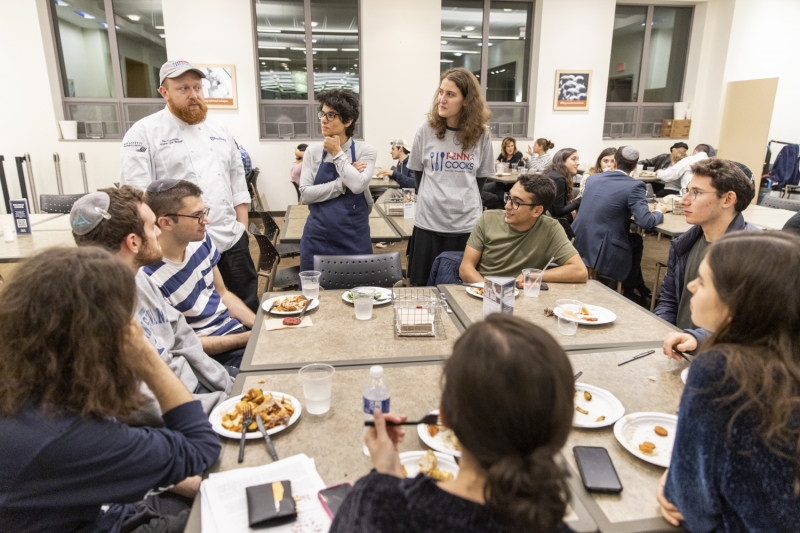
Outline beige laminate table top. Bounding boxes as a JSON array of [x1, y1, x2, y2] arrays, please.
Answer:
[[368, 177, 400, 189], [281, 206, 401, 243], [374, 202, 415, 239], [0, 214, 75, 263], [240, 289, 464, 371], [655, 204, 795, 236], [439, 281, 679, 353]]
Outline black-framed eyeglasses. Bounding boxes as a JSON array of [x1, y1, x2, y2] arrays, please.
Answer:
[[504, 193, 537, 210], [165, 207, 210, 224], [317, 111, 340, 122], [682, 188, 717, 201]]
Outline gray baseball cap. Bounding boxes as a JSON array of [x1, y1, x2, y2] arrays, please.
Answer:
[[70, 192, 112, 236], [159, 60, 206, 85], [390, 138, 410, 151]]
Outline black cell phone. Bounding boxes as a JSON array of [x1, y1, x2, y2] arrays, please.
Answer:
[[573, 446, 623, 493], [318, 483, 352, 518]]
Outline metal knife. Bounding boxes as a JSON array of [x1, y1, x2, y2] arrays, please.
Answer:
[[265, 299, 279, 315], [297, 298, 314, 321], [256, 414, 279, 462]]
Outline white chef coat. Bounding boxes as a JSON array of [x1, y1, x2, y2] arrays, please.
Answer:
[[120, 106, 250, 252]]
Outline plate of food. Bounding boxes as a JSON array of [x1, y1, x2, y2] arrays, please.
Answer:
[[417, 409, 461, 457], [573, 383, 625, 428], [465, 282, 520, 299], [400, 450, 459, 481], [342, 287, 394, 306], [209, 388, 302, 439], [554, 303, 616, 325], [261, 295, 320, 315], [613, 412, 678, 468]]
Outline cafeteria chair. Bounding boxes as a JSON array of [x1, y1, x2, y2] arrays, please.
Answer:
[[39, 193, 86, 214], [246, 168, 265, 212], [650, 261, 668, 312], [257, 209, 301, 258], [761, 196, 800, 212], [250, 223, 300, 293], [313, 252, 403, 290], [587, 267, 624, 295]]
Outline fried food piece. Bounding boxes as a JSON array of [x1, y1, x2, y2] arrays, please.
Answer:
[[427, 425, 439, 437], [654, 425, 669, 437], [584, 391, 592, 401], [596, 416, 605, 422], [576, 406, 589, 415], [639, 441, 656, 454], [401, 465, 408, 478], [543, 307, 555, 317], [418, 450, 454, 481], [581, 305, 590, 315], [221, 389, 295, 433]]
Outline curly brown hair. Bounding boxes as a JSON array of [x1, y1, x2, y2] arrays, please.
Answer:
[[73, 186, 144, 252], [0, 247, 143, 418], [427, 67, 491, 152]]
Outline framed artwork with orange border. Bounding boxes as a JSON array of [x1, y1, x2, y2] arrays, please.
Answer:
[[554, 70, 592, 110], [195, 64, 238, 109]]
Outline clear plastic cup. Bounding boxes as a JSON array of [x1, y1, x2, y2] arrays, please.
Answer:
[[299, 363, 335, 414], [522, 268, 544, 297], [299, 270, 321, 299], [352, 287, 376, 320], [556, 299, 581, 336]]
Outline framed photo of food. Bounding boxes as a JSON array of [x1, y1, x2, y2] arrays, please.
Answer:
[[553, 70, 592, 110], [194, 64, 238, 109]]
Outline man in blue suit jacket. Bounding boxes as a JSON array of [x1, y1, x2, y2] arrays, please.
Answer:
[[573, 146, 667, 302]]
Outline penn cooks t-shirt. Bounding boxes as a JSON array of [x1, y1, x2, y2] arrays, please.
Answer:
[[407, 122, 495, 234]]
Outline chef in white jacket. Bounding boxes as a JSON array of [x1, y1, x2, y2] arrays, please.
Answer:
[[120, 60, 258, 312]]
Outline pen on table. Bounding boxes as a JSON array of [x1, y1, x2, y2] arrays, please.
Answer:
[[618, 350, 655, 366]]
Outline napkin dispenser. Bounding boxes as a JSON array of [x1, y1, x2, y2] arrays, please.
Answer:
[[246, 480, 297, 528]]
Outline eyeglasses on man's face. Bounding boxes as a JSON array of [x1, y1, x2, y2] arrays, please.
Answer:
[[681, 188, 717, 201], [166, 207, 211, 224], [318, 111, 340, 122], [504, 193, 537, 210]]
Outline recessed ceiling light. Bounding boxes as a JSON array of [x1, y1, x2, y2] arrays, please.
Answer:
[[463, 26, 475, 31], [159, 33, 165, 38], [74, 11, 95, 19], [55, 0, 70, 6], [441, 40, 448, 44], [98, 21, 107, 28], [454, 52, 462, 56], [127, 14, 140, 21], [332, 67, 336, 70], [504, 8, 512, 11], [154, 25, 164, 29]]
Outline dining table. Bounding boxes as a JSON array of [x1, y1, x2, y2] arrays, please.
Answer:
[[374, 202, 415, 240], [654, 203, 796, 238], [368, 177, 400, 190], [0, 214, 76, 263], [280, 204, 402, 244]]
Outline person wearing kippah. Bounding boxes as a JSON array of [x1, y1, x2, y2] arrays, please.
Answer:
[[656, 143, 715, 197]]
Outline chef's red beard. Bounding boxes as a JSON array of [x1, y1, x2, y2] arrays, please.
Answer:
[[169, 98, 208, 125]]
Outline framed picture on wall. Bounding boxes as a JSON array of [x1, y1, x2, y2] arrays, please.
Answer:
[[195, 64, 238, 109], [553, 70, 592, 110]]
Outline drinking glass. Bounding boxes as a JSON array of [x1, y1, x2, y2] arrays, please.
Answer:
[[522, 268, 544, 297], [299, 363, 335, 415], [299, 270, 321, 299], [556, 299, 581, 336], [352, 287, 376, 320]]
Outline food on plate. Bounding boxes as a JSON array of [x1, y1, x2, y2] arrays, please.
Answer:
[[639, 441, 656, 454], [345, 291, 386, 302], [427, 425, 439, 437], [472, 287, 485, 296], [583, 391, 592, 401], [583, 317, 599, 322], [575, 406, 589, 415], [543, 307, 555, 317], [220, 388, 295, 433], [654, 425, 669, 437], [426, 422, 461, 451], [282, 317, 302, 326], [596, 416, 606, 422], [580, 305, 591, 315], [418, 450, 454, 481], [274, 295, 309, 313], [563, 305, 598, 322]]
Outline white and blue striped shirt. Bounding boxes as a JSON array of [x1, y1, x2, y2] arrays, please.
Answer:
[[144, 234, 242, 337]]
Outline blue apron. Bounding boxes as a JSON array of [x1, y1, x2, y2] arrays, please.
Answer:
[[300, 142, 372, 271]]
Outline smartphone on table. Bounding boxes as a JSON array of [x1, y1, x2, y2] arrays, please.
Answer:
[[318, 483, 353, 519], [573, 446, 623, 493]]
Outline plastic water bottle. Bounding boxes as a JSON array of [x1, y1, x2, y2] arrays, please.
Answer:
[[363, 366, 390, 421]]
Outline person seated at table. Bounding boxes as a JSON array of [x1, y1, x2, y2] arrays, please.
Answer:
[[525, 137, 555, 172], [0, 247, 220, 533], [483, 136, 527, 210], [572, 147, 667, 304], [143, 179, 255, 369], [330, 314, 575, 533], [496, 136, 525, 166], [544, 148, 582, 223], [655, 231, 800, 531], [376, 138, 416, 191], [654, 159, 756, 327], [578, 147, 617, 197], [639, 142, 688, 172], [460, 174, 588, 284], [656, 143, 714, 197], [71, 187, 234, 425]]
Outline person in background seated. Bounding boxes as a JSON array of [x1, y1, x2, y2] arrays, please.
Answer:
[[290, 143, 308, 203], [578, 147, 617, 197], [376, 138, 416, 191], [483, 136, 526, 210], [572, 147, 666, 304], [654, 159, 756, 327], [525, 138, 555, 173], [639, 142, 688, 172], [144, 179, 255, 369], [0, 247, 220, 533], [496, 136, 525, 166], [460, 174, 588, 284], [330, 314, 575, 533], [544, 148, 582, 223], [656, 232, 800, 531], [656, 143, 714, 197]]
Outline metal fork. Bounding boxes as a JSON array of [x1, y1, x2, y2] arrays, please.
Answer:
[[238, 406, 253, 463]]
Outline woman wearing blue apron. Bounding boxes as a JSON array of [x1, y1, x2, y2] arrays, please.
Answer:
[[299, 90, 377, 272]]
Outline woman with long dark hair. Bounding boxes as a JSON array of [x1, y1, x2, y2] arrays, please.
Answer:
[[658, 231, 800, 530], [578, 147, 616, 197], [330, 314, 575, 532], [544, 148, 581, 223], [406, 67, 495, 286]]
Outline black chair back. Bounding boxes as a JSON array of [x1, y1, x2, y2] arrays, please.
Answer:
[[761, 196, 800, 212], [249, 223, 279, 272], [258, 210, 281, 244], [40, 193, 86, 214], [313, 253, 403, 289]]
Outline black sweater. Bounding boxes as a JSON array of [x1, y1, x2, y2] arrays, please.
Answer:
[[546, 169, 581, 223]]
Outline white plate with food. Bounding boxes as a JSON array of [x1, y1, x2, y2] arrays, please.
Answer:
[[681, 367, 689, 384], [400, 450, 459, 480], [465, 282, 520, 299], [573, 383, 625, 428], [262, 295, 320, 315], [209, 388, 302, 439], [342, 287, 394, 306], [613, 412, 678, 468], [554, 304, 616, 325], [417, 409, 461, 457]]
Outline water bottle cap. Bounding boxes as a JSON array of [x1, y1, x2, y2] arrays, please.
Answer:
[[369, 365, 383, 378]]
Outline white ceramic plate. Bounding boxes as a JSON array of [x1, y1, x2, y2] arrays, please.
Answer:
[[613, 412, 678, 468], [341, 287, 394, 306], [261, 296, 320, 316], [465, 282, 520, 299], [554, 304, 616, 325], [573, 383, 625, 428], [681, 367, 689, 384], [209, 391, 302, 440], [417, 409, 461, 457], [400, 451, 460, 479]]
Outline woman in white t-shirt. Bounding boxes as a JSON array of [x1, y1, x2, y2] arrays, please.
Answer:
[[406, 68, 495, 286]]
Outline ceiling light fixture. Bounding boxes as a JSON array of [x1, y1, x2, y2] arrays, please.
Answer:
[[159, 33, 165, 38], [463, 26, 475, 31], [55, 0, 70, 5], [127, 14, 140, 21], [441, 40, 448, 44], [74, 11, 95, 19]]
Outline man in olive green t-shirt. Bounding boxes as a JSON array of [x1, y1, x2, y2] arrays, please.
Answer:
[[459, 174, 589, 283]]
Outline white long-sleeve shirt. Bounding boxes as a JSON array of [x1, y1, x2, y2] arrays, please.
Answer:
[[299, 138, 377, 206], [119, 106, 250, 252], [657, 151, 709, 191]]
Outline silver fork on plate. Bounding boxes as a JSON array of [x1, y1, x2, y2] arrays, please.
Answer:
[[238, 405, 253, 463]]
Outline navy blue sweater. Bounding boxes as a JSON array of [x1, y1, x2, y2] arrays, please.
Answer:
[[0, 400, 220, 533], [665, 351, 800, 532], [391, 157, 416, 191]]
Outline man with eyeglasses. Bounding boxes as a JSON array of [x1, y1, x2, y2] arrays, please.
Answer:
[[655, 158, 757, 328], [459, 174, 588, 283], [143, 179, 256, 369], [120, 60, 259, 314]]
